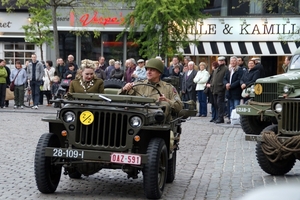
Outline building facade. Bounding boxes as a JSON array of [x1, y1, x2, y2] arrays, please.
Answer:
[[0, 1, 299, 75]]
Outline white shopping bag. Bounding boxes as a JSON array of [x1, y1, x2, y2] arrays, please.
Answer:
[[230, 109, 240, 125]]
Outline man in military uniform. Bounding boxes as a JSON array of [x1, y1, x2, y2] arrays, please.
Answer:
[[119, 58, 183, 120]]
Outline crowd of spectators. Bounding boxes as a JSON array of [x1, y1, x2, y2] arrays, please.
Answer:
[[1, 52, 279, 119]]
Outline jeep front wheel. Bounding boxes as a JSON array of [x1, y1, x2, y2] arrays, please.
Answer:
[[166, 150, 176, 183], [35, 133, 62, 193], [143, 138, 168, 199], [240, 115, 271, 135], [256, 125, 296, 175]]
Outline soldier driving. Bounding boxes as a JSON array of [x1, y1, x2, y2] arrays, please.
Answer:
[[119, 58, 183, 119]]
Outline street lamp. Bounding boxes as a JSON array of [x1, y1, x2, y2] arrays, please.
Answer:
[[155, 24, 162, 56]]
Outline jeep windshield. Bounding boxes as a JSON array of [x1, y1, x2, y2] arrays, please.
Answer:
[[289, 54, 300, 70]]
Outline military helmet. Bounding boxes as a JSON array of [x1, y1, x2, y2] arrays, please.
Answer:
[[145, 58, 164, 74]]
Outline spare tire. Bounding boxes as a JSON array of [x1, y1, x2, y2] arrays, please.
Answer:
[[104, 78, 126, 89]]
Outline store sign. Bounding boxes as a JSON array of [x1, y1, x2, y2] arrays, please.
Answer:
[[189, 23, 299, 35], [69, 11, 125, 27], [187, 18, 300, 41], [0, 21, 12, 28]]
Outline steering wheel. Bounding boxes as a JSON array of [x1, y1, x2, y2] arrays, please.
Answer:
[[126, 83, 162, 97]]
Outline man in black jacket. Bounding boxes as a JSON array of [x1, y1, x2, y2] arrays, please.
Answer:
[[251, 57, 265, 78], [223, 56, 244, 124], [211, 56, 228, 124]]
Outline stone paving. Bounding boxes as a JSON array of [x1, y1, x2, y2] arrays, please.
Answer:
[[1, 104, 300, 200]]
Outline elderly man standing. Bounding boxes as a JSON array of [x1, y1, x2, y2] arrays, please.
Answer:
[[65, 54, 78, 71], [181, 61, 197, 105], [223, 56, 244, 124], [124, 58, 136, 83], [27, 54, 45, 109], [211, 56, 228, 124]]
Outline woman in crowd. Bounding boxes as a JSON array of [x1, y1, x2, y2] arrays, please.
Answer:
[[10, 61, 27, 109], [105, 59, 115, 80], [40, 60, 55, 106], [193, 62, 210, 117], [63, 63, 77, 80], [94, 61, 106, 80], [110, 61, 124, 80], [131, 59, 147, 81], [69, 59, 104, 93]]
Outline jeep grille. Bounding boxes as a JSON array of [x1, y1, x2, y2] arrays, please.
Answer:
[[281, 101, 300, 134], [75, 111, 128, 148], [254, 83, 278, 103]]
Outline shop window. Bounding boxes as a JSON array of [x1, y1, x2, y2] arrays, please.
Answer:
[[203, 0, 222, 16], [127, 33, 140, 61], [58, 32, 76, 61], [3, 42, 35, 68], [102, 32, 124, 62]]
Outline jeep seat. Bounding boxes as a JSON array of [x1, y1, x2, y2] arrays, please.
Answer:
[[104, 88, 120, 94]]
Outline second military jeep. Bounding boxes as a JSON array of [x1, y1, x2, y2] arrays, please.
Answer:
[[245, 98, 300, 175], [237, 48, 300, 135], [34, 84, 196, 199]]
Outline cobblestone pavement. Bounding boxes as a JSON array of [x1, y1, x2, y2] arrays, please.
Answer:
[[1, 105, 300, 200]]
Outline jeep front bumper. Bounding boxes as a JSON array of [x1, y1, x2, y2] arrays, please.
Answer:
[[236, 104, 273, 116], [45, 147, 148, 165]]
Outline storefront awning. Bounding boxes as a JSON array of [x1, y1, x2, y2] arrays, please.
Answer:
[[181, 41, 300, 56]]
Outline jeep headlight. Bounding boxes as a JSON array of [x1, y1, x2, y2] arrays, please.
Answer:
[[130, 116, 142, 128], [250, 85, 255, 93], [63, 111, 75, 123], [283, 85, 290, 93], [274, 103, 282, 113]]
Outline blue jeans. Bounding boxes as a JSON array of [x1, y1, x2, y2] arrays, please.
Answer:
[[211, 103, 217, 120], [197, 90, 207, 116], [229, 99, 240, 119], [30, 80, 42, 106]]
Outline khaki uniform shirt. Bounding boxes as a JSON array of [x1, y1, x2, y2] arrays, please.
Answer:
[[69, 78, 104, 93], [119, 79, 183, 114]]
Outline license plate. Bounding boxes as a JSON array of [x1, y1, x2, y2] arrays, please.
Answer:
[[52, 148, 84, 159], [111, 153, 141, 165]]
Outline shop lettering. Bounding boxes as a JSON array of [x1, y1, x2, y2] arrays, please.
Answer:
[[0, 21, 12, 28], [240, 23, 300, 35], [79, 11, 125, 26], [188, 23, 300, 35]]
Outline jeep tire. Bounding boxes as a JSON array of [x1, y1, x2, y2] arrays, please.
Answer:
[[256, 125, 296, 175], [143, 138, 168, 199], [35, 133, 62, 193], [240, 115, 271, 135], [166, 150, 176, 183], [104, 78, 126, 89]]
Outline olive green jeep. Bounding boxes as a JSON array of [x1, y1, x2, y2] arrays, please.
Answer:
[[236, 47, 300, 135], [34, 84, 196, 199], [245, 98, 300, 175]]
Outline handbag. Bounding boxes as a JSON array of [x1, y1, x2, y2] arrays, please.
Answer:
[[61, 79, 71, 87], [203, 86, 209, 94], [46, 70, 53, 87], [5, 88, 14, 100], [9, 69, 21, 91]]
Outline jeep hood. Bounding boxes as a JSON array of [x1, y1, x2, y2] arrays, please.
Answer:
[[256, 71, 300, 87]]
